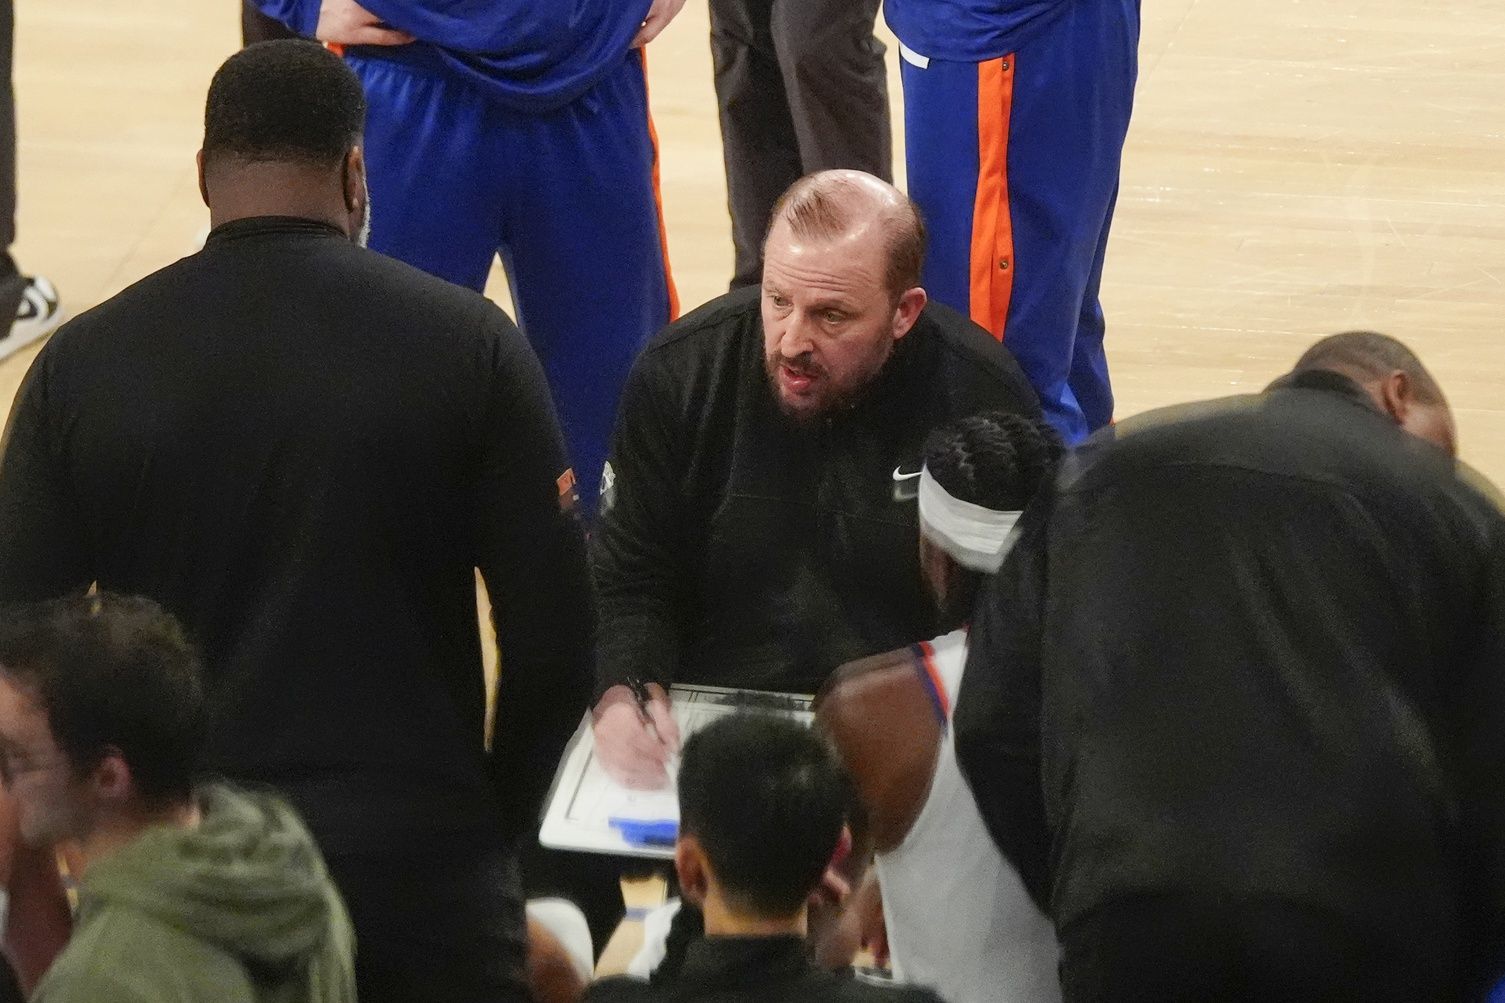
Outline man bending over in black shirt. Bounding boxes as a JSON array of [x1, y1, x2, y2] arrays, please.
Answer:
[[0, 40, 594, 1003], [957, 332, 1505, 1000]]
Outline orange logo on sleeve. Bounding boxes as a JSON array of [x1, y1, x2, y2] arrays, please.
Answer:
[[557, 469, 579, 514]]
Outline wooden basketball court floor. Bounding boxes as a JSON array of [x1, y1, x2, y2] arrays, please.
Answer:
[[2, 0, 1501, 973], [3, 0, 1503, 482]]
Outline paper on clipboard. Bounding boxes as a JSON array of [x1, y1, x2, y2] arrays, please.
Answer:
[[538, 683, 814, 859]]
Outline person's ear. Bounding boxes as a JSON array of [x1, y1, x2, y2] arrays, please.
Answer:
[[675, 836, 711, 908], [831, 824, 854, 870], [196, 150, 210, 209], [891, 287, 928, 342], [1381, 371, 1459, 456], [343, 146, 368, 215], [88, 747, 134, 804], [1376, 370, 1411, 426]]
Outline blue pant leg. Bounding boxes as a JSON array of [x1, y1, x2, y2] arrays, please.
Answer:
[[1006, 0, 1140, 441], [900, 55, 979, 321], [1068, 182, 1121, 430], [901, 48, 1091, 440], [496, 51, 675, 512], [348, 54, 505, 292]]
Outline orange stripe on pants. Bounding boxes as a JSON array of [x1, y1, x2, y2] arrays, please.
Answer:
[[638, 49, 682, 322], [968, 56, 1017, 342]]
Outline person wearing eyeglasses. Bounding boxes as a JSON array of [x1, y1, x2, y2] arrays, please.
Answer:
[[0, 593, 354, 1003]]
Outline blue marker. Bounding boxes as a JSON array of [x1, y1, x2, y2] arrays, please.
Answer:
[[609, 817, 679, 848]]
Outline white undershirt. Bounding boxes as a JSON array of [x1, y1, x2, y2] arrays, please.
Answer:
[[874, 628, 1061, 1003]]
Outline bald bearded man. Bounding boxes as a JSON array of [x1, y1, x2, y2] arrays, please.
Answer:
[[591, 170, 1040, 788]]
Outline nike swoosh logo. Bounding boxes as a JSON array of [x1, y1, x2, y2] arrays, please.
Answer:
[[893, 466, 922, 482]]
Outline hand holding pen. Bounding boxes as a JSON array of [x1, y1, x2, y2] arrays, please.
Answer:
[[592, 679, 682, 789]]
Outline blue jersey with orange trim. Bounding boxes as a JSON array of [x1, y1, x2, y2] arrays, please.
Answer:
[[884, 0, 1072, 62], [254, 0, 653, 112]]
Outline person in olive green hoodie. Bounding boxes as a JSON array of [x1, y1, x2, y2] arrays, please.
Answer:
[[0, 593, 354, 1003]]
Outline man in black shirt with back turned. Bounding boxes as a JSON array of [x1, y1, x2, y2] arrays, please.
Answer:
[[956, 332, 1505, 1001], [0, 41, 593, 1003]]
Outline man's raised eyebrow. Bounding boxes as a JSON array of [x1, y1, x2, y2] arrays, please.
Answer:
[[810, 295, 858, 313], [759, 284, 858, 313]]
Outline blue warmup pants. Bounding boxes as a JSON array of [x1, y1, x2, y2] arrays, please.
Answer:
[[348, 49, 678, 509], [900, 1, 1140, 443]]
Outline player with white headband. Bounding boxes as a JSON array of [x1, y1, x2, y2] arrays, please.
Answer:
[[818, 410, 1064, 1003], [917, 457, 1023, 573]]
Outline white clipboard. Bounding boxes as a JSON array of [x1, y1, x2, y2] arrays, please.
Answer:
[[538, 683, 814, 859]]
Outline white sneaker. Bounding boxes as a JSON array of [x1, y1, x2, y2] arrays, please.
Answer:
[[0, 276, 62, 363]]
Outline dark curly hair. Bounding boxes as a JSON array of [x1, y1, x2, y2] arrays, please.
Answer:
[[921, 412, 1063, 627], [923, 410, 1063, 511]]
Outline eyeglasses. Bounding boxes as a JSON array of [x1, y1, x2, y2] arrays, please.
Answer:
[[0, 748, 69, 786]]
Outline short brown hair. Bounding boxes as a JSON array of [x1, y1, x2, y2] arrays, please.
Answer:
[[768, 174, 927, 300], [0, 593, 205, 805]]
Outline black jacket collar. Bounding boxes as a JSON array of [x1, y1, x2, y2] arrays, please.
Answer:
[[205, 215, 348, 245], [677, 935, 811, 987], [1266, 368, 1380, 413]]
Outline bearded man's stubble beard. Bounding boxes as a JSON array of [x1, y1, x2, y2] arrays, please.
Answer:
[[763, 341, 897, 427]]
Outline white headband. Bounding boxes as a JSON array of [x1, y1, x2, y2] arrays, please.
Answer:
[[917, 466, 1022, 573]]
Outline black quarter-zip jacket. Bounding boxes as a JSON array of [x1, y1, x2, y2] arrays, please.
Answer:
[[955, 371, 1505, 991], [0, 216, 595, 853], [593, 286, 1039, 698]]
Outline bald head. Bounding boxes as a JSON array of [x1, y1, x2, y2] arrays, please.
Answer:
[[1293, 331, 1446, 404], [767, 170, 926, 300], [1290, 331, 1456, 455]]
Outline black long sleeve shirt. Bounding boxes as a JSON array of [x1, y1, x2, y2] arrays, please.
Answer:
[[587, 936, 942, 1003], [0, 217, 595, 852], [954, 371, 1505, 991], [593, 287, 1040, 698]]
